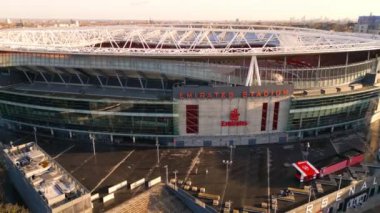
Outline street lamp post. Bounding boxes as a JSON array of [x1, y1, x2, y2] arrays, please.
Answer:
[[267, 148, 271, 212], [229, 145, 235, 163], [156, 138, 160, 165], [164, 165, 169, 184], [173, 170, 178, 190], [308, 185, 313, 203], [333, 175, 344, 210], [33, 127, 38, 145], [89, 134, 96, 156], [222, 160, 233, 183], [338, 174, 343, 190]]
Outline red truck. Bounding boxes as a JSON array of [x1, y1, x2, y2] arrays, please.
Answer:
[[293, 149, 364, 182]]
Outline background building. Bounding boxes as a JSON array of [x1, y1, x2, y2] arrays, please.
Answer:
[[355, 14, 380, 34], [0, 24, 380, 146]]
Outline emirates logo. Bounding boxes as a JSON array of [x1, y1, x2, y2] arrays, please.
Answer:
[[221, 108, 248, 127], [229, 108, 240, 121]]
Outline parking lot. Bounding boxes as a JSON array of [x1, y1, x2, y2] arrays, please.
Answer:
[[1, 122, 379, 212]]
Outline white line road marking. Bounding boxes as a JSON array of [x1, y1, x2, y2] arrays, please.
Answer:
[[129, 151, 169, 197], [219, 149, 230, 210], [329, 138, 340, 155], [220, 171, 229, 210], [267, 148, 271, 212], [184, 147, 203, 182], [52, 144, 75, 160], [241, 150, 252, 206], [355, 131, 376, 158], [145, 150, 168, 180], [91, 150, 135, 193], [70, 155, 95, 174]]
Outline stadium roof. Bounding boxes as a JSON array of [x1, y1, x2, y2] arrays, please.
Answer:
[[0, 24, 380, 57]]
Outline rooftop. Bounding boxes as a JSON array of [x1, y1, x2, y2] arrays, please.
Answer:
[[3, 142, 90, 210], [0, 24, 380, 56]]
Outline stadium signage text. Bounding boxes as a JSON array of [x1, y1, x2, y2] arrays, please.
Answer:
[[221, 108, 248, 127], [303, 177, 377, 213], [177, 89, 289, 99]]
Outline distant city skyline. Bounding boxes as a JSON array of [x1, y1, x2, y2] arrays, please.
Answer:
[[0, 0, 380, 21]]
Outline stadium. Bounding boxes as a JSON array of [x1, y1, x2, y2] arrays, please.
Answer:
[[0, 24, 380, 147]]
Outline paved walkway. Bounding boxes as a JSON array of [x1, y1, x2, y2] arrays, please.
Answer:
[[105, 184, 191, 213]]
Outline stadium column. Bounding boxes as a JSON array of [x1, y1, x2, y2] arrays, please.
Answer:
[[96, 75, 104, 88], [37, 70, 49, 85], [254, 56, 261, 86], [344, 52, 349, 83], [160, 78, 165, 90], [21, 69, 33, 84], [245, 56, 261, 86], [75, 73, 84, 85], [89, 133, 96, 155], [316, 55, 321, 86], [33, 127, 38, 145], [115, 73, 125, 90], [317, 55, 321, 68]]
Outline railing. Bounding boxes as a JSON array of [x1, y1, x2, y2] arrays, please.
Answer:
[[259, 59, 376, 89], [166, 183, 217, 213], [0, 52, 377, 88], [0, 52, 245, 85]]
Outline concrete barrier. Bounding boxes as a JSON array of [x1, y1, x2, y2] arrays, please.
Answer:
[[102, 193, 114, 203], [108, 180, 128, 194], [147, 176, 161, 188], [287, 187, 309, 195], [130, 178, 145, 190], [90, 193, 100, 201], [316, 183, 324, 193], [277, 194, 295, 202], [261, 202, 268, 208], [198, 192, 220, 201], [243, 205, 267, 213], [166, 184, 217, 213], [195, 198, 205, 208]]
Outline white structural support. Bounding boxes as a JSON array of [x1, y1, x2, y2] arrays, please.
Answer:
[[245, 56, 254, 86], [245, 56, 261, 86], [254, 56, 261, 86], [0, 24, 379, 57]]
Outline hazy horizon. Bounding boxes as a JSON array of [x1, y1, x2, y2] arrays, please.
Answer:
[[0, 0, 379, 21]]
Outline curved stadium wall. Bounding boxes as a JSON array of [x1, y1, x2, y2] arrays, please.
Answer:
[[0, 25, 379, 146]]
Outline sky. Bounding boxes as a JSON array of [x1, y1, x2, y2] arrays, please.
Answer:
[[0, 0, 380, 21]]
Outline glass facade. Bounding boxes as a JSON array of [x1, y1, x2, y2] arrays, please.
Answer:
[[261, 103, 268, 131], [0, 49, 379, 143], [259, 59, 374, 90], [185, 105, 199, 134], [272, 102, 280, 130], [0, 90, 176, 135], [288, 89, 380, 131], [0, 52, 245, 85], [1, 51, 377, 90]]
